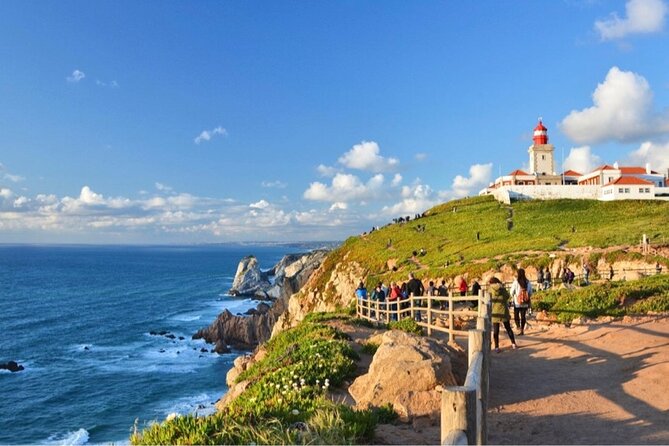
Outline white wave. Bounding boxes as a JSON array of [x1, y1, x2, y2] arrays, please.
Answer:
[[44, 428, 90, 445], [160, 392, 219, 418], [171, 313, 202, 322]]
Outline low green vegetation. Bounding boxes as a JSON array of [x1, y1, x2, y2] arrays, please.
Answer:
[[131, 319, 395, 445], [313, 196, 669, 290], [388, 318, 423, 335], [534, 275, 669, 324]]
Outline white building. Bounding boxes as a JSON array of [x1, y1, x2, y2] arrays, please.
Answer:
[[482, 120, 669, 202]]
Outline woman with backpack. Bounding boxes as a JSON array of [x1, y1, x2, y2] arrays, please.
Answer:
[[489, 276, 517, 352], [510, 268, 532, 335]]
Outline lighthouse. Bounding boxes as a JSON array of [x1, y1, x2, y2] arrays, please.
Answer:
[[528, 118, 556, 181]]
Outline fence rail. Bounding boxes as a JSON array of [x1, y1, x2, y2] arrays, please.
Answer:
[[356, 292, 492, 444]]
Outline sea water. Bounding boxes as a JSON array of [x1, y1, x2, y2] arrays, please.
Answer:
[[0, 244, 313, 444]]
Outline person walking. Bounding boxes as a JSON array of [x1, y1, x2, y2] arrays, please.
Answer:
[[407, 273, 424, 321], [458, 277, 468, 297], [510, 268, 532, 335], [537, 268, 544, 290], [544, 269, 552, 290], [388, 281, 401, 321], [355, 281, 368, 316], [489, 277, 517, 352]]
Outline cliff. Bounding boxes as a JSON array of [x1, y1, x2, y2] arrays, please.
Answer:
[[194, 249, 329, 349]]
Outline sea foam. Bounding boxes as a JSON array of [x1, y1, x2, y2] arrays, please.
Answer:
[[45, 428, 90, 445]]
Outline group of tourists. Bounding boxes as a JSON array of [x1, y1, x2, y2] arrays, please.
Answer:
[[356, 268, 535, 353]]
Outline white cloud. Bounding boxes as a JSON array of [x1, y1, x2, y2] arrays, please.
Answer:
[[194, 126, 228, 144], [559, 67, 669, 144], [303, 173, 385, 203], [0, 163, 25, 182], [391, 173, 403, 187], [249, 199, 270, 209], [338, 141, 399, 172], [595, 0, 668, 40], [329, 202, 348, 212], [316, 164, 338, 177], [444, 163, 493, 199], [261, 180, 287, 189], [415, 152, 428, 161], [563, 146, 602, 174], [155, 182, 173, 192], [66, 70, 86, 83], [382, 182, 437, 216], [627, 141, 669, 172]]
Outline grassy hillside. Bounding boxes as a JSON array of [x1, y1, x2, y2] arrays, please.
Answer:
[[318, 196, 669, 291]]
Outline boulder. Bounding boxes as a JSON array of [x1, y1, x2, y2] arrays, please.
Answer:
[[348, 330, 459, 421], [229, 256, 271, 296], [1, 361, 25, 372]]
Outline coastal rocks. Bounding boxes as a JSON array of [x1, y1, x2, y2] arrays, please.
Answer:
[[348, 330, 459, 421], [1, 361, 25, 373], [193, 299, 288, 349], [272, 259, 365, 336], [197, 250, 329, 349], [229, 256, 271, 297]]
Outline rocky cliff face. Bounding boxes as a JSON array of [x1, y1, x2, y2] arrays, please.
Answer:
[[272, 256, 365, 336], [194, 249, 329, 349]]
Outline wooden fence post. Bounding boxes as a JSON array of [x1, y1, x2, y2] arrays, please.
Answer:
[[441, 387, 477, 445], [448, 291, 454, 343], [427, 294, 432, 336]]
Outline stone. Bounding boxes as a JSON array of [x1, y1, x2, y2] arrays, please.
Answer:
[[0, 361, 24, 372], [214, 340, 230, 354], [229, 256, 271, 296], [349, 330, 459, 421]]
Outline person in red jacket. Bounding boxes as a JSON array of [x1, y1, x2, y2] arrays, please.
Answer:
[[459, 277, 468, 296]]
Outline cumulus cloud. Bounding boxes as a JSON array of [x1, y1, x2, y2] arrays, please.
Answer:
[[563, 146, 602, 174], [194, 126, 228, 144], [595, 0, 668, 40], [627, 141, 669, 172], [559, 67, 669, 144], [249, 199, 270, 209], [303, 173, 385, 203], [338, 141, 399, 173], [444, 163, 493, 199], [382, 182, 437, 216], [329, 202, 348, 212], [316, 164, 338, 177], [391, 173, 403, 187], [66, 69, 86, 83]]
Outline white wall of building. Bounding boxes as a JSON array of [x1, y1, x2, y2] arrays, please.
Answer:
[[489, 185, 600, 203], [600, 184, 655, 201]]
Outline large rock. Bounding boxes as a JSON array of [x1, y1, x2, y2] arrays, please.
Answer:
[[197, 250, 330, 348], [0, 361, 24, 372], [229, 256, 270, 297], [348, 330, 460, 421]]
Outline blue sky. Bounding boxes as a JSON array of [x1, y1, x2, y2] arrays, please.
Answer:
[[1, 0, 668, 243]]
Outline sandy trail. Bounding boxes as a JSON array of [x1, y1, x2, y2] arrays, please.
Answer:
[[488, 316, 669, 444]]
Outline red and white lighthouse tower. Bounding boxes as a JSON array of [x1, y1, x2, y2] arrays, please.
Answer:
[[528, 118, 556, 179], [533, 119, 548, 145]]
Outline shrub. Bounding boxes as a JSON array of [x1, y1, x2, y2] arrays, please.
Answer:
[[388, 318, 423, 335]]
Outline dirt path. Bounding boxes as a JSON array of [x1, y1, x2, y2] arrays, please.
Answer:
[[488, 316, 669, 445]]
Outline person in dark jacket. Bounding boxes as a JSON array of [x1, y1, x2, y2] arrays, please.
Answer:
[[407, 273, 424, 321], [489, 277, 517, 352]]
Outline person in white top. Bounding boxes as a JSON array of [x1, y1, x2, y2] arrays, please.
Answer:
[[510, 268, 532, 335]]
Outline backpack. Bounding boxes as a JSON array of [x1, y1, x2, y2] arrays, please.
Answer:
[[518, 287, 530, 305]]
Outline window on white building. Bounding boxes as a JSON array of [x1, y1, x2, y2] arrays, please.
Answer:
[[639, 188, 644, 193], [645, 188, 650, 193], [624, 188, 630, 193], [619, 188, 624, 193]]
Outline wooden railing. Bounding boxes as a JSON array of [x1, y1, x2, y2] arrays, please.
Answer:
[[356, 291, 483, 342], [356, 292, 492, 444]]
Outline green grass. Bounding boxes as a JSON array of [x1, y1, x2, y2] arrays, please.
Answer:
[[534, 274, 669, 323], [305, 196, 669, 289], [131, 319, 398, 445]]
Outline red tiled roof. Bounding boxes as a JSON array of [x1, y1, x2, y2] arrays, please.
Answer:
[[619, 166, 647, 174], [508, 169, 530, 176], [563, 170, 582, 177], [603, 176, 654, 187], [591, 164, 616, 172]]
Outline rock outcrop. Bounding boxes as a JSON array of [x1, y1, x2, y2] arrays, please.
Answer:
[[1, 361, 25, 373], [195, 249, 330, 349], [349, 330, 461, 421], [229, 256, 271, 297], [272, 257, 366, 336]]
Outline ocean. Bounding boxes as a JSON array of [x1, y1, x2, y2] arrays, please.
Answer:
[[0, 244, 314, 445]]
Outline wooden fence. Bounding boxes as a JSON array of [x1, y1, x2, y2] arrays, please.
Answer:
[[356, 292, 492, 444]]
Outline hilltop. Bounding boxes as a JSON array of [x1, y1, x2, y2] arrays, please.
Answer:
[[273, 196, 669, 332]]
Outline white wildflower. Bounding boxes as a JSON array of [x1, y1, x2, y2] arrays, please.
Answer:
[[165, 412, 178, 422], [292, 409, 300, 415]]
